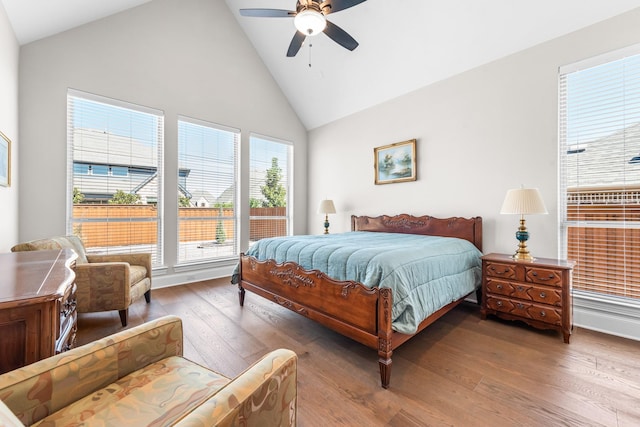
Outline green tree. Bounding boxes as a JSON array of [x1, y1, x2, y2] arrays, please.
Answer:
[[260, 157, 286, 207], [212, 202, 233, 209], [215, 206, 226, 243], [109, 190, 141, 204], [215, 220, 226, 243], [179, 196, 191, 207], [72, 187, 85, 204]]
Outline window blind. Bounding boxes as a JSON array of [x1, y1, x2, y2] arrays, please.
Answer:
[[177, 117, 239, 263], [559, 45, 640, 301], [67, 89, 164, 266], [249, 135, 292, 244]]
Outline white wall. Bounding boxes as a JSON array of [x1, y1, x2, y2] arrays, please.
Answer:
[[0, 1, 18, 252], [308, 7, 640, 259], [307, 8, 640, 340], [18, 0, 307, 283]]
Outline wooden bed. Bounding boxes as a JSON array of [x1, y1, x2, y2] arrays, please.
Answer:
[[236, 213, 483, 388]]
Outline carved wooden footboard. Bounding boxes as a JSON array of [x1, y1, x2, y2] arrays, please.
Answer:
[[237, 214, 482, 388]]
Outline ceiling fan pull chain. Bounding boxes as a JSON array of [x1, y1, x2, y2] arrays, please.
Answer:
[[309, 43, 313, 67]]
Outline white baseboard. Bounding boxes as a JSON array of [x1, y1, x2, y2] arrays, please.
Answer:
[[152, 264, 235, 289], [573, 292, 640, 342]]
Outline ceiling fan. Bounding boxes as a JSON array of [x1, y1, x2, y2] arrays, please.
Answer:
[[240, 0, 367, 57]]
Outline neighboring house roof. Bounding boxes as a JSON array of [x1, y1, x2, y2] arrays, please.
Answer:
[[73, 128, 158, 167], [189, 190, 216, 205], [249, 169, 266, 202], [73, 128, 159, 201], [567, 122, 640, 189], [216, 185, 235, 205]]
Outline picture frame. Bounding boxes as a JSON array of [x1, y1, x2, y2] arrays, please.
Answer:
[[0, 130, 10, 187], [374, 139, 416, 185]]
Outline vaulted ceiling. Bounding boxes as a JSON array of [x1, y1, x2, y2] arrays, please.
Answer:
[[3, 0, 640, 129]]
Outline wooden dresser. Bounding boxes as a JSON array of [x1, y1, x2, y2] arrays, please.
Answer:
[[0, 249, 78, 374], [480, 253, 575, 343]]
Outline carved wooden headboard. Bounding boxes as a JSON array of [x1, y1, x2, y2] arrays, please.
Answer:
[[351, 214, 482, 252]]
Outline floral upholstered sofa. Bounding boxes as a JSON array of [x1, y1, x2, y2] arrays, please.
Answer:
[[0, 316, 298, 426]]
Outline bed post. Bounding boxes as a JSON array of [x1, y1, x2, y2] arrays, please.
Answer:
[[238, 254, 245, 307], [378, 288, 393, 388], [473, 216, 483, 252]]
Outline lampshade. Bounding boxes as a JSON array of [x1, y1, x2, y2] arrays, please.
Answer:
[[500, 188, 548, 215], [318, 199, 336, 214], [294, 10, 326, 36]]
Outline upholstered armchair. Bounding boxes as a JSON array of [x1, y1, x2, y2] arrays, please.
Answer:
[[11, 236, 151, 327]]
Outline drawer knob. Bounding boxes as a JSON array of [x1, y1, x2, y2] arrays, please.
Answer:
[[517, 286, 524, 292], [532, 272, 554, 281], [517, 303, 524, 309], [540, 311, 546, 317], [496, 301, 503, 306], [496, 284, 503, 290], [539, 292, 546, 299]]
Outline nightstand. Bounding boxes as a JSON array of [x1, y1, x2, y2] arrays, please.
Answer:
[[480, 253, 575, 343]]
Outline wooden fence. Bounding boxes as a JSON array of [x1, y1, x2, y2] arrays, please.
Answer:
[[72, 205, 287, 248], [566, 188, 640, 300]]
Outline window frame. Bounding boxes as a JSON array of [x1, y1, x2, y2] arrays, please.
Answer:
[[176, 115, 240, 266], [248, 133, 293, 245], [66, 89, 165, 266], [558, 43, 640, 305]]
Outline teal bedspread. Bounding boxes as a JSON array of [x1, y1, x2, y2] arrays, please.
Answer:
[[234, 231, 482, 334]]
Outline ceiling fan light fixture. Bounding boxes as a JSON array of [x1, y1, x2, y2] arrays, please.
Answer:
[[294, 10, 326, 36]]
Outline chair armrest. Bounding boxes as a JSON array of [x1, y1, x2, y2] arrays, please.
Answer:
[[87, 253, 152, 277], [74, 261, 131, 312], [174, 349, 297, 427], [0, 316, 183, 426]]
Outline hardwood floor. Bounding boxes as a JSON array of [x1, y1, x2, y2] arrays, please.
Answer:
[[77, 278, 640, 427]]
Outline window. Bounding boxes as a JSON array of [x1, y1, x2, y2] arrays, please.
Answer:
[[111, 166, 128, 176], [559, 45, 640, 302], [249, 135, 292, 244], [177, 117, 239, 263], [67, 90, 164, 265]]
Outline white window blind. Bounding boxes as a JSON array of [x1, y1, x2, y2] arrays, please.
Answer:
[[249, 135, 292, 244], [67, 89, 164, 266], [177, 117, 239, 263], [559, 45, 640, 301]]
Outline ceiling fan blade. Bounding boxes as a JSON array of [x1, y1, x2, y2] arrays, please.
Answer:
[[328, 0, 367, 14], [323, 20, 358, 51], [239, 9, 295, 17], [287, 31, 307, 57]]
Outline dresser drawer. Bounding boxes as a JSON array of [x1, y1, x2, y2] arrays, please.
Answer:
[[525, 266, 562, 287], [486, 279, 562, 306], [485, 296, 562, 326], [485, 262, 517, 280]]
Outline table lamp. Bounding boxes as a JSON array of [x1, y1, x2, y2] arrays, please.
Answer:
[[500, 187, 548, 261], [318, 199, 336, 234]]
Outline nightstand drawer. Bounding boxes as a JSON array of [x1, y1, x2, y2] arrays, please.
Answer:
[[485, 296, 562, 326], [486, 279, 562, 306], [485, 262, 517, 280], [525, 266, 562, 286], [485, 278, 513, 297]]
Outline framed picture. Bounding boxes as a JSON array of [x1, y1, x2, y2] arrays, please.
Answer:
[[374, 139, 416, 185], [0, 130, 10, 187]]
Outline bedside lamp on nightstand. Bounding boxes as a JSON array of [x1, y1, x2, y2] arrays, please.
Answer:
[[500, 187, 548, 261], [318, 199, 336, 234]]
